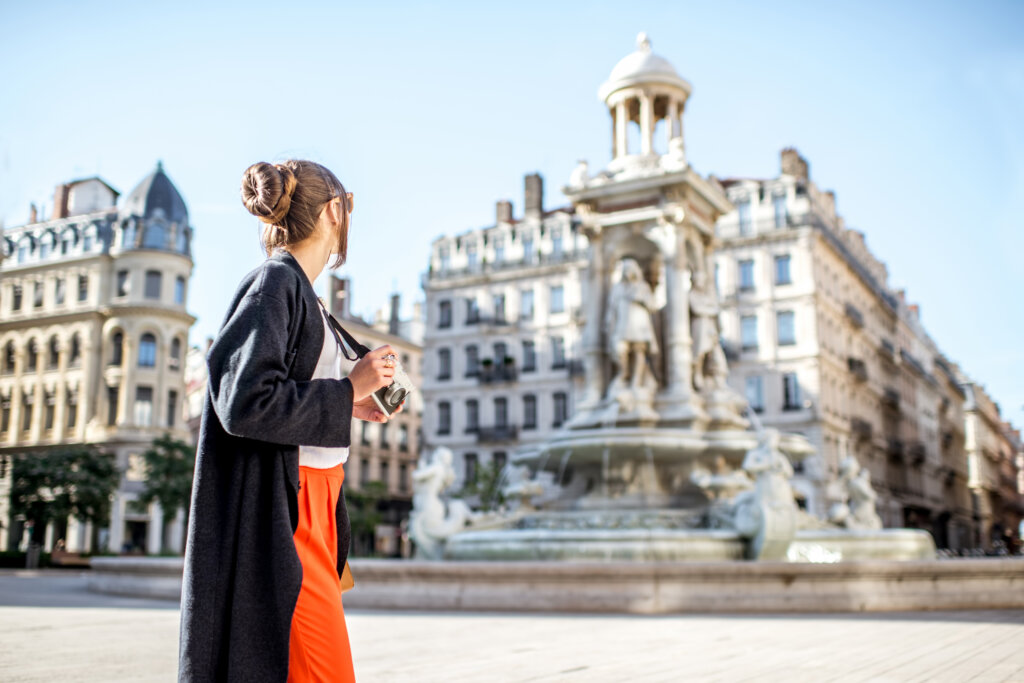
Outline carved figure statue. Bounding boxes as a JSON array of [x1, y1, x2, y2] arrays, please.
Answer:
[[408, 447, 476, 559], [605, 258, 659, 399], [729, 429, 798, 559], [688, 268, 728, 392], [569, 160, 590, 188], [828, 456, 883, 530]]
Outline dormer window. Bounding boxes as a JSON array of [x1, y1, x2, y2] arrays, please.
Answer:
[[143, 221, 167, 249]]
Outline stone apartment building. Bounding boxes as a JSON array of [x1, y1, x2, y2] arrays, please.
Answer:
[[420, 174, 588, 490], [713, 148, 1019, 549], [0, 163, 194, 554]]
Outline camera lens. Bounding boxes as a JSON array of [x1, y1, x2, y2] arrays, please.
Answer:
[[389, 387, 408, 405]]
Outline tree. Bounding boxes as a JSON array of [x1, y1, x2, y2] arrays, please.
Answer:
[[10, 445, 119, 548], [459, 460, 506, 512], [138, 433, 196, 553], [346, 480, 387, 557]]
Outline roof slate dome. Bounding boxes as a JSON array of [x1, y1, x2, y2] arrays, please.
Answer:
[[120, 161, 188, 224], [598, 33, 692, 102]]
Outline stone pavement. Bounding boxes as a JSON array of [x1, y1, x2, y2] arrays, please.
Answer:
[[1, 570, 1023, 682]]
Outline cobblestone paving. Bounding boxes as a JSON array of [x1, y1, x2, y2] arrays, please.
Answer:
[[1, 570, 1022, 682]]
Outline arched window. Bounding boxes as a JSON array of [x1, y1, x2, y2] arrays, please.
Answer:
[[169, 338, 181, 370], [47, 336, 59, 369], [138, 333, 157, 367], [60, 227, 77, 255], [39, 232, 54, 260], [26, 339, 38, 372], [82, 227, 94, 252], [69, 333, 82, 367], [109, 332, 124, 366], [17, 236, 33, 263], [3, 341, 15, 374], [143, 221, 167, 249]]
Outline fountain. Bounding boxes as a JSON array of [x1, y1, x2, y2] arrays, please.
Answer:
[[411, 33, 934, 566]]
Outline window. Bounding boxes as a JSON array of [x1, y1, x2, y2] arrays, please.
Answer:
[[553, 392, 568, 427], [551, 228, 563, 257], [361, 421, 371, 446], [380, 460, 390, 489], [380, 423, 390, 449], [773, 195, 787, 228], [399, 424, 409, 452], [33, 282, 43, 308], [437, 401, 451, 435], [3, 342, 15, 374], [494, 397, 508, 428], [741, 315, 758, 350], [116, 270, 129, 297], [167, 390, 178, 428], [123, 221, 137, 248], [144, 271, 162, 300], [22, 391, 34, 432], [43, 390, 55, 431], [17, 239, 29, 263], [438, 300, 452, 328], [55, 278, 66, 306], [60, 230, 74, 255], [783, 372, 801, 410], [78, 275, 89, 302], [774, 255, 791, 285], [551, 336, 566, 369], [65, 388, 77, 429], [176, 225, 188, 252], [523, 394, 537, 430], [493, 452, 507, 472], [465, 399, 479, 433], [739, 260, 755, 291], [169, 338, 182, 370], [549, 285, 565, 314], [437, 348, 451, 380], [110, 332, 124, 366], [47, 336, 59, 369], [520, 289, 534, 320], [138, 333, 157, 367], [777, 311, 796, 346], [746, 376, 764, 413], [1, 393, 11, 434], [465, 345, 479, 377], [438, 245, 450, 271], [494, 237, 505, 263], [493, 293, 506, 324], [465, 298, 480, 324], [106, 386, 118, 426], [69, 334, 81, 367], [522, 340, 536, 372], [737, 200, 752, 235], [399, 463, 409, 492], [174, 276, 186, 304], [83, 230, 93, 252], [360, 458, 370, 487], [135, 386, 154, 426], [464, 453, 478, 484], [522, 233, 534, 263], [26, 339, 38, 371], [467, 242, 478, 269], [39, 235, 51, 260], [493, 341, 507, 365], [12, 285, 22, 311], [143, 222, 166, 249]]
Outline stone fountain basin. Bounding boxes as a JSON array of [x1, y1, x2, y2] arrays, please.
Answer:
[[512, 427, 816, 468]]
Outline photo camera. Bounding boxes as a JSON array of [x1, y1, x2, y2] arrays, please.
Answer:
[[371, 355, 415, 416]]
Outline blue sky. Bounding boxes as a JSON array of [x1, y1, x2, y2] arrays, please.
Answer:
[[1, 1, 1022, 424]]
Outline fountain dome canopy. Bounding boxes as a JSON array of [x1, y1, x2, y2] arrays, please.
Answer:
[[598, 32, 692, 102]]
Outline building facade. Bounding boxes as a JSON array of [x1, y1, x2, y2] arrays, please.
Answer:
[[0, 163, 195, 554], [421, 174, 588, 490]]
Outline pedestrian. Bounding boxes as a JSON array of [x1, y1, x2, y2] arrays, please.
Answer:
[[178, 160, 401, 682]]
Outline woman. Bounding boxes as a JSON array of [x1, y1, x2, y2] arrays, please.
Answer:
[[178, 160, 398, 682]]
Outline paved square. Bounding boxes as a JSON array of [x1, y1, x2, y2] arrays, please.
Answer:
[[1, 570, 1022, 682]]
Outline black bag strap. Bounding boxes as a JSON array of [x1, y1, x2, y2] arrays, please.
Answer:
[[316, 297, 371, 361]]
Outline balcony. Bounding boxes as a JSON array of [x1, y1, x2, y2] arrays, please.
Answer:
[[851, 417, 873, 441], [847, 357, 868, 382], [907, 442, 926, 466], [427, 248, 589, 282], [478, 360, 517, 384], [844, 302, 865, 329], [881, 387, 900, 411], [886, 438, 905, 462], [477, 425, 518, 444], [878, 338, 897, 361]]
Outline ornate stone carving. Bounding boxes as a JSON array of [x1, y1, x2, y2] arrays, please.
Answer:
[[605, 257, 659, 417], [408, 447, 476, 560], [828, 456, 883, 531]]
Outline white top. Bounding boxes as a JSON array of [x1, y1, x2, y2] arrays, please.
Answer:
[[298, 305, 356, 468]]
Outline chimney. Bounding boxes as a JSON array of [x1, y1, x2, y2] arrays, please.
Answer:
[[780, 148, 809, 180], [29, 203, 38, 223], [496, 200, 513, 224], [52, 183, 71, 220], [524, 173, 543, 217], [389, 293, 401, 336], [328, 275, 351, 319]]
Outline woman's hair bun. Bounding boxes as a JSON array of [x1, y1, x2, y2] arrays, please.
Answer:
[[241, 162, 299, 225]]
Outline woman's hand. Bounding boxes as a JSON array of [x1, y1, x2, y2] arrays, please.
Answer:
[[348, 345, 397, 402], [353, 395, 405, 423]]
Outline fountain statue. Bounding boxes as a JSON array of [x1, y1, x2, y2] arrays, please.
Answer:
[[605, 257, 660, 420], [407, 447, 476, 560], [828, 456, 883, 531]]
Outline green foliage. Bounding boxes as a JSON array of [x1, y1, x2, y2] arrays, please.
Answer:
[[459, 460, 506, 512], [347, 480, 387, 555], [10, 445, 119, 542], [138, 433, 195, 516]]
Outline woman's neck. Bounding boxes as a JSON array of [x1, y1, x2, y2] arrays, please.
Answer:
[[284, 237, 330, 285]]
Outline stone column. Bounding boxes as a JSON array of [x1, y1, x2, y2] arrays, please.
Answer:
[[119, 337, 136, 425], [640, 92, 654, 155], [147, 501, 163, 555], [615, 100, 628, 158], [667, 100, 679, 145]]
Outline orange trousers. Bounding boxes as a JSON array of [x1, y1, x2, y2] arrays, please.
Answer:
[[288, 463, 355, 682]]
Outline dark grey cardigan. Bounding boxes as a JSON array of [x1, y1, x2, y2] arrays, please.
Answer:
[[178, 249, 355, 682]]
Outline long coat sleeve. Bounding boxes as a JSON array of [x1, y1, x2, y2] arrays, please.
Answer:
[[179, 250, 355, 682]]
